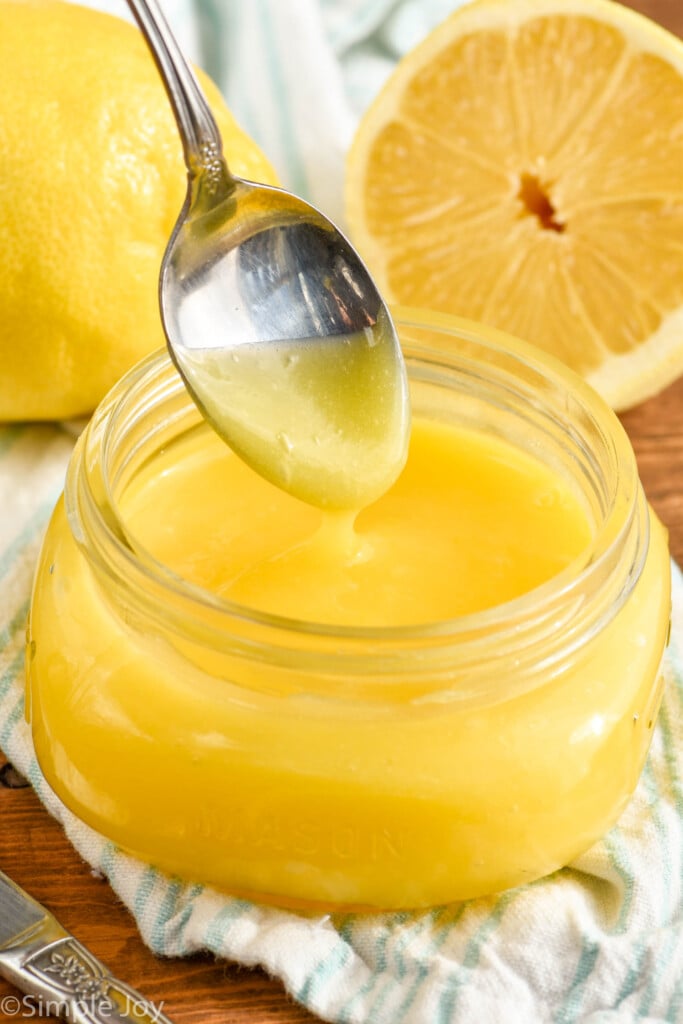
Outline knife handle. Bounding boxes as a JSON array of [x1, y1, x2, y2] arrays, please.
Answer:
[[1, 931, 173, 1024]]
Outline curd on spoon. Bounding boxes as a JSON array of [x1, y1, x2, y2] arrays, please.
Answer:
[[127, 0, 410, 509]]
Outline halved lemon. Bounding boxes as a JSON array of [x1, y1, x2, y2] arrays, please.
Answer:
[[346, 0, 683, 409]]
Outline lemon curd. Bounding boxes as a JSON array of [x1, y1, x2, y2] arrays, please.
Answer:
[[179, 311, 410, 511], [26, 313, 671, 909], [120, 421, 591, 627]]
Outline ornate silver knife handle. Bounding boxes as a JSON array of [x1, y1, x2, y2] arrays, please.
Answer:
[[23, 933, 169, 1023], [0, 898, 173, 1023]]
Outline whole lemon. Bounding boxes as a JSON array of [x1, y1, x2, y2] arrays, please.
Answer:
[[0, 0, 278, 421]]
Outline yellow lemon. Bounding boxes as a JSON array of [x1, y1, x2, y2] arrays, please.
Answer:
[[0, 0, 277, 421], [346, 0, 683, 410]]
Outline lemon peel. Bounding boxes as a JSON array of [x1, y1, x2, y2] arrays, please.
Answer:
[[0, 0, 277, 421]]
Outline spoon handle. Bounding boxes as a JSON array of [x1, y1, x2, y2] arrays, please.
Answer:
[[126, 0, 231, 191]]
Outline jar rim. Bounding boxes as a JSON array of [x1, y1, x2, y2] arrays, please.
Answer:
[[67, 306, 646, 656]]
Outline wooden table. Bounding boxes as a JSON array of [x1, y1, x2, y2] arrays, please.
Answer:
[[2, 2, 682, 1021]]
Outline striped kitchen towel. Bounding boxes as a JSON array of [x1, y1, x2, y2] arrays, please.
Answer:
[[1, 420, 683, 1022]]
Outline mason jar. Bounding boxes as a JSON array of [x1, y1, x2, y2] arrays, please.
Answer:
[[26, 309, 671, 910]]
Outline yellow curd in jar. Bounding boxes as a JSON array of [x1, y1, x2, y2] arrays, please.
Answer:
[[121, 420, 592, 626], [26, 316, 671, 909]]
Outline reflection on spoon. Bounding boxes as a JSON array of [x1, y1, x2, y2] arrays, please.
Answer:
[[179, 305, 409, 509], [127, 0, 410, 509]]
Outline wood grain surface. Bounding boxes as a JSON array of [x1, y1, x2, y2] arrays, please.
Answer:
[[2, 2, 682, 1021]]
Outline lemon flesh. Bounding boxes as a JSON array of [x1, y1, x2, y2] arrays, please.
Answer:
[[346, 0, 683, 410]]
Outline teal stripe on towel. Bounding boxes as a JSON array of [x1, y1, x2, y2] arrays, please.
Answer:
[[0, 689, 25, 748], [555, 940, 600, 1024], [298, 940, 352, 1006], [459, 891, 517, 973], [338, 922, 393, 1022], [659, 700, 683, 819], [150, 879, 183, 953], [639, 758, 672, 920], [0, 598, 30, 650], [135, 866, 161, 921], [0, 650, 24, 704], [386, 906, 468, 1024], [613, 937, 649, 1011], [602, 828, 635, 933], [637, 927, 681, 1019], [436, 892, 516, 1021], [204, 900, 250, 952], [174, 883, 204, 948], [387, 909, 431, 980], [0, 497, 56, 584]]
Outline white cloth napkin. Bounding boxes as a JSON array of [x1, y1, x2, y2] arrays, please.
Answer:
[[3, 2, 683, 1022]]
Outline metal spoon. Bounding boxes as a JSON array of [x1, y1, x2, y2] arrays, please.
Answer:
[[126, 0, 410, 510]]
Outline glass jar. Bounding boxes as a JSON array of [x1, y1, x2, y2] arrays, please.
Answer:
[[26, 309, 671, 911]]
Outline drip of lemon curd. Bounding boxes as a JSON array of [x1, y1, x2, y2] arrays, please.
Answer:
[[119, 419, 592, 627]]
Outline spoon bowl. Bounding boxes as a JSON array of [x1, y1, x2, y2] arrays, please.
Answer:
[[127, 0, 410, 508]]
